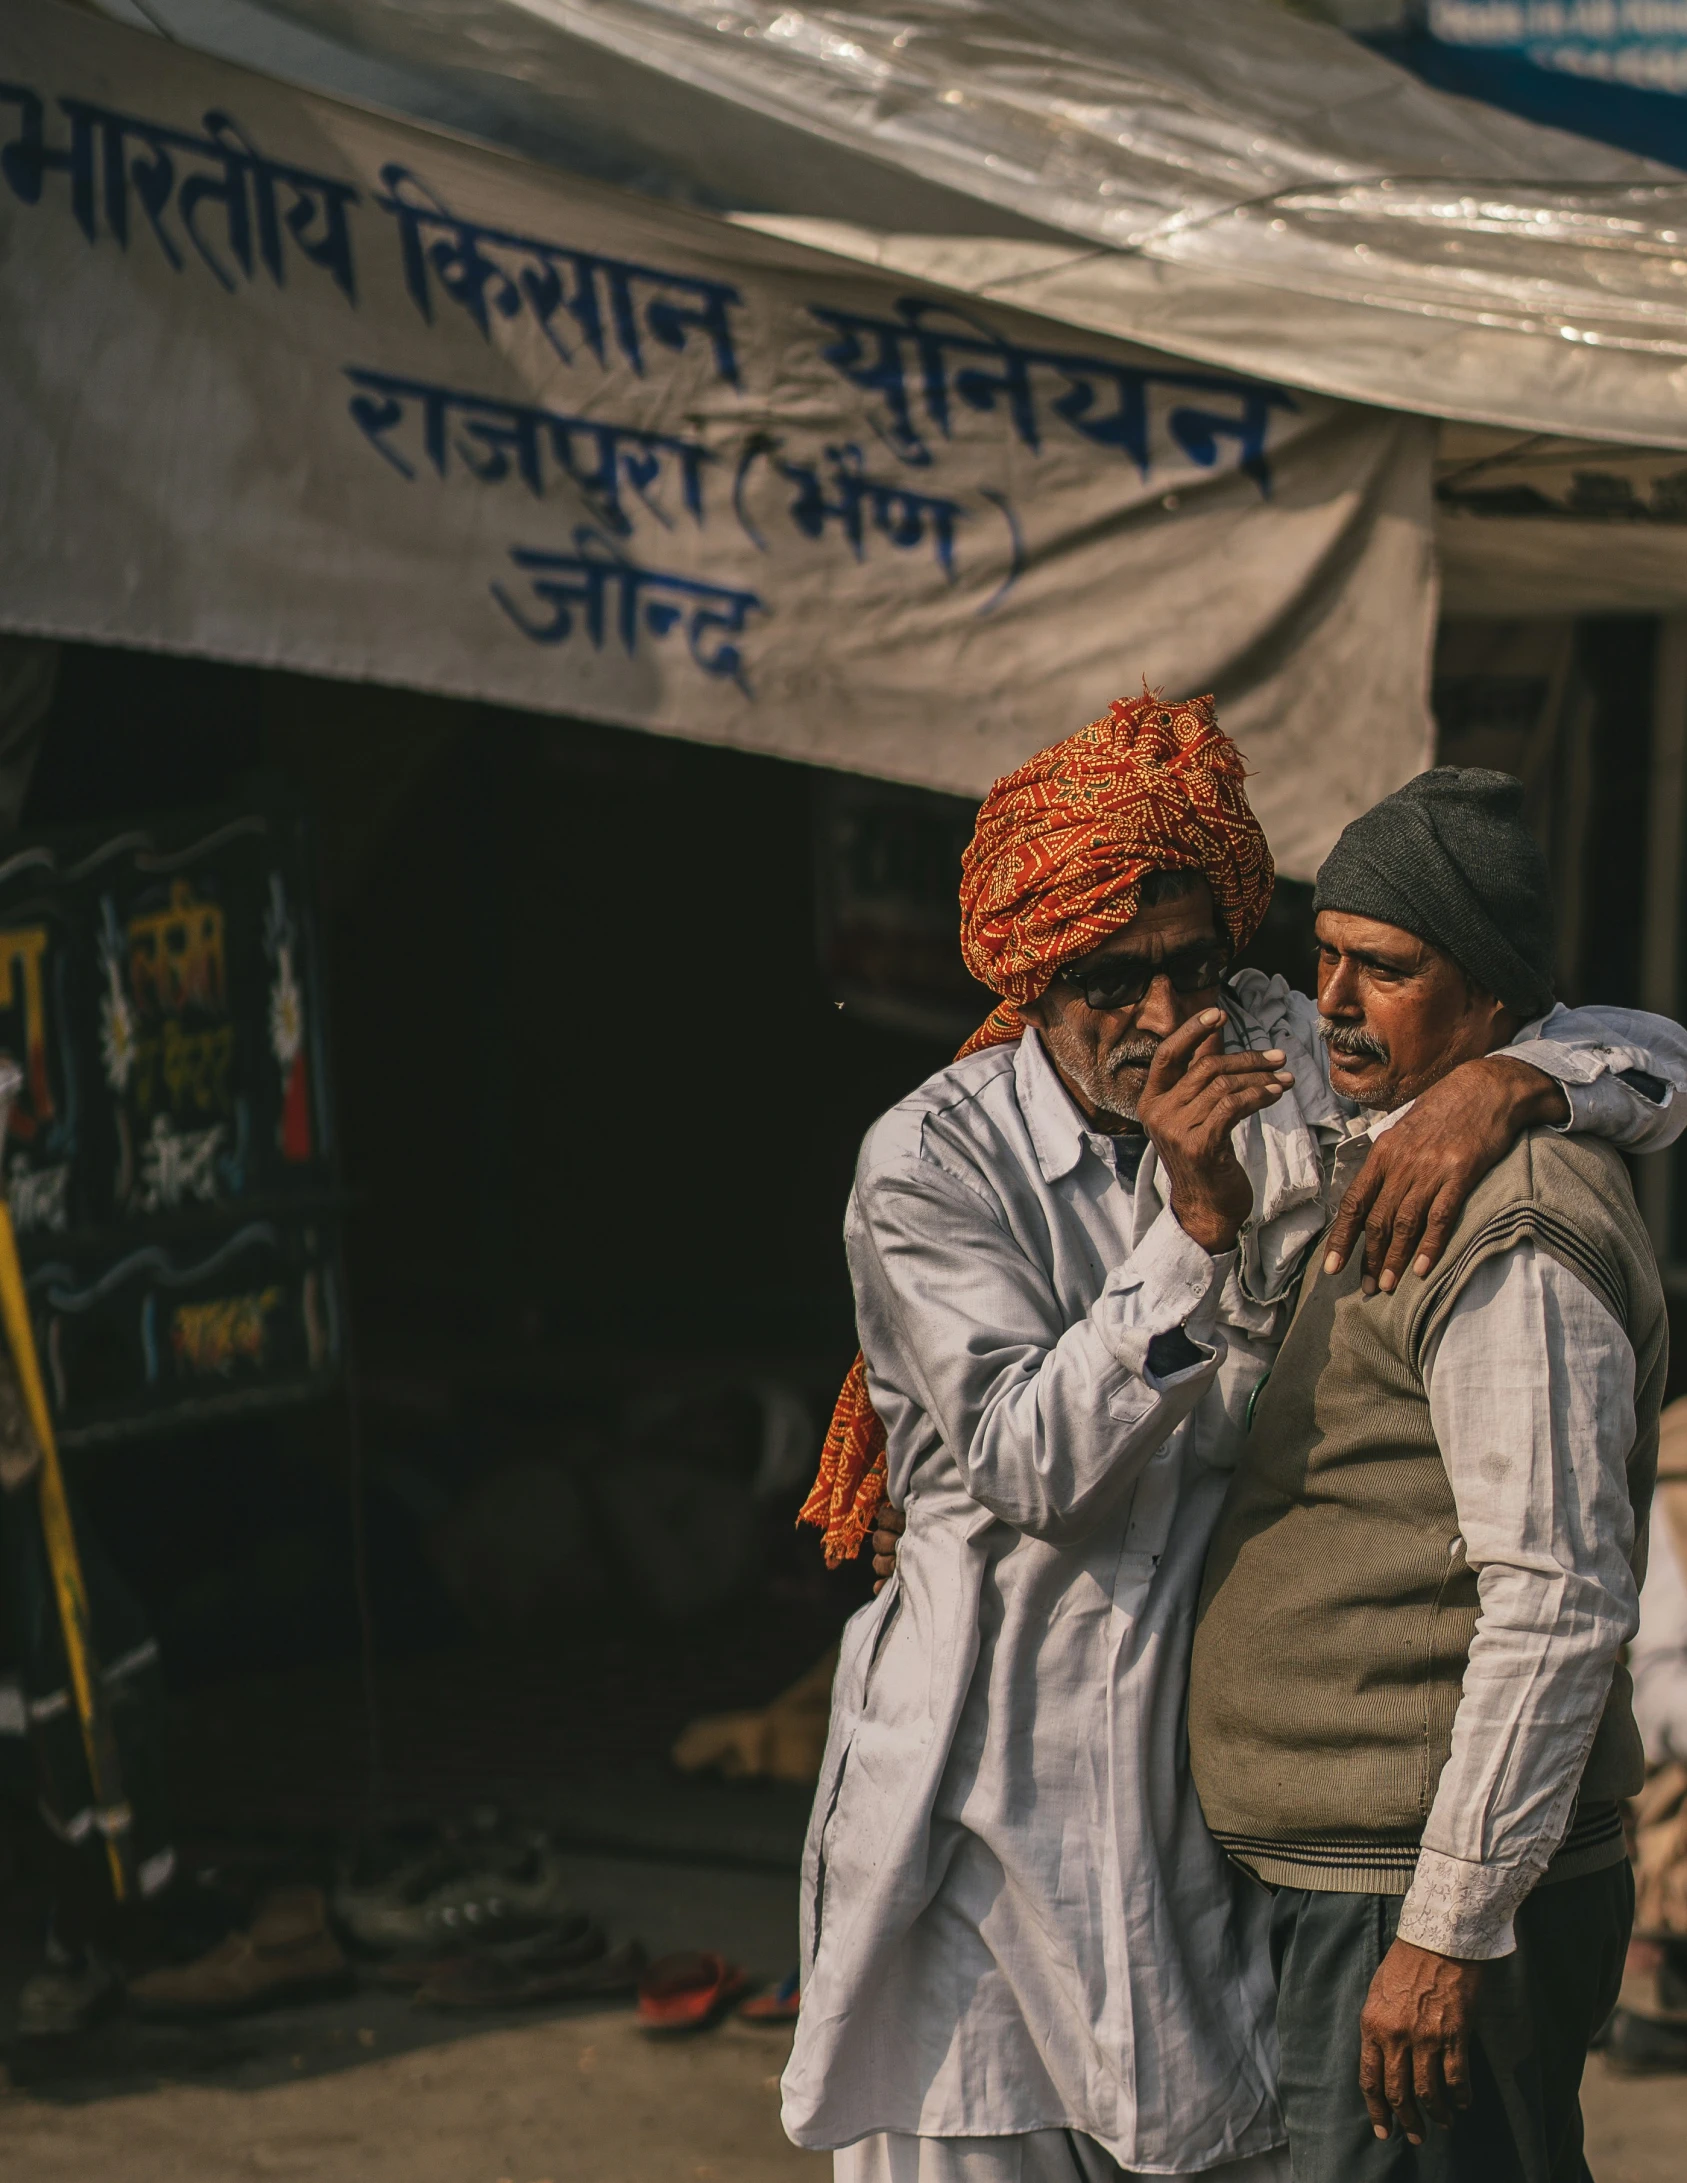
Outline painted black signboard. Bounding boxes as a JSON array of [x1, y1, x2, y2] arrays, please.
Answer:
[[0, 800, 342, 1447]]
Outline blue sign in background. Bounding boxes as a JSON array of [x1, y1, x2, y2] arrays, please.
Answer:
[[1374, 3, 1687, 165]]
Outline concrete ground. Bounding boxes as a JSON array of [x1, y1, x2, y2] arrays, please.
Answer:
[[2, 2017, 1681, 2183], [1582, 2058, 1685, 2183], [0, 2006, 824, 2183], [0, 1853, 1680, 2182]]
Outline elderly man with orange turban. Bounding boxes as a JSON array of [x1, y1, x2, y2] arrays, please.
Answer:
[[779, 692, 1687, 2183]]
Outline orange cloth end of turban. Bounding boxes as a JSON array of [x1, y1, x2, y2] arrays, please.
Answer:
[[801, 689, 1271, 1565], [797, 1355, 889, 1570]]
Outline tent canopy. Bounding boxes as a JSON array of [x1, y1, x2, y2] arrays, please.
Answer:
[[95, 0, 1687, 446]]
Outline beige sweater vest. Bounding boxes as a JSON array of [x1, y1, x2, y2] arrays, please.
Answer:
[[1189, 1129, 1666, 1892]]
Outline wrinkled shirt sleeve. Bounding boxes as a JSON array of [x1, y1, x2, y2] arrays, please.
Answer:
[[1500, 1002, 1687, 1151], [1401, 1242, 1639, 1961], [848, 1159, 1230, 1543]]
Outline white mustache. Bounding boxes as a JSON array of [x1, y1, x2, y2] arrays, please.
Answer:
[[1106, 1035, 1162, 1075], [1319, 1018, 1389, 1064]]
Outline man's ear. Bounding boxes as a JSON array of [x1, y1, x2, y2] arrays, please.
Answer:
[[1470, 979, 1518, 1051]]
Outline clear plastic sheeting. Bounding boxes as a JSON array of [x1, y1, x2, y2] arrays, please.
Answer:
[[94, 0, 1687, 442]]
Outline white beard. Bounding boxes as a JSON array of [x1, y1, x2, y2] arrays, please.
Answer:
[[1046, 1028, 1161, 1123]]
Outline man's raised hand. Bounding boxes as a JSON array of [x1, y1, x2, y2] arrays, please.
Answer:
[[1136, 1010, 1293, 1255]]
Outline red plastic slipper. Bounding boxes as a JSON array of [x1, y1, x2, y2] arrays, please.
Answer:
[[738, 1970, 800, 2025], [636, 1950, 749, 2034]]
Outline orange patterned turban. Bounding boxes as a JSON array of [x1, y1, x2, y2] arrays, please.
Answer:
[[958, 686, 1274, 1039], [800, 690, 1273, 1565]]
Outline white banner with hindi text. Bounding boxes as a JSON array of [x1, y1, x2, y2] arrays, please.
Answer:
[[0, 4, 1438, 878]]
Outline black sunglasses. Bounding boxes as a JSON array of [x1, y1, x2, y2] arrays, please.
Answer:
[[1058, 944, 1232, 1012]]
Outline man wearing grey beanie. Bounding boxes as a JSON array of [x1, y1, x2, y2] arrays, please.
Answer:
[[1189, 767, 1662, 2182], [1315, 767, 1558, 1029]]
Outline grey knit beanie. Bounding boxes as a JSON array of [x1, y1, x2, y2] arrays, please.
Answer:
[[1313, 768, 1556, 1022]]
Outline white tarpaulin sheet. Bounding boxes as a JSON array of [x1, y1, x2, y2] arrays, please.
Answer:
[[0, 5, 1437, 877], [93, 0, 1687, 447]]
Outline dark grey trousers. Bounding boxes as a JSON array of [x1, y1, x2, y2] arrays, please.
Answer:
[[1268, 1863, 1633, 2183]]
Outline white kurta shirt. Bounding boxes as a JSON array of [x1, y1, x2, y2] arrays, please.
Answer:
[[782, 976, 1687, 2173]]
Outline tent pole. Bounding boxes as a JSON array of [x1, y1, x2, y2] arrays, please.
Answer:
[[1640, 616, 1687, 1267], [0, 1200, 131, 1902]]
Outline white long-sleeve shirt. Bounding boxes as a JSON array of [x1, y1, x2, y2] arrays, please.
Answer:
[[782, 979, 1687, 2171], [1404, 1241, 1641, 1960]]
